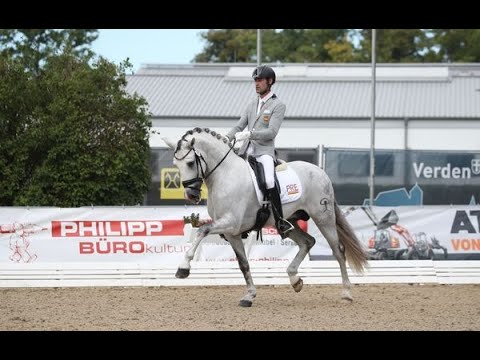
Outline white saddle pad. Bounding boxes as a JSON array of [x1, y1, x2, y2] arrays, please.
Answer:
[[247, 164, 302, 205]]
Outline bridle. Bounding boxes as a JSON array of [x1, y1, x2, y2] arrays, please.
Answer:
[[174, 138, 236, 195]]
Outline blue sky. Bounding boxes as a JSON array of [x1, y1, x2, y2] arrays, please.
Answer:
[[91, 29, 208, 72]]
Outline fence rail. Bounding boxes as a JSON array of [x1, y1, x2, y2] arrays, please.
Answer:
[[1, 260, 479, 287]]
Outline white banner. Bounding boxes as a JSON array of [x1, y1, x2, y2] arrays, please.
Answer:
[[309, 205, 480, 261], [1, 205, 479, 265], [0, 206, 299, 264]]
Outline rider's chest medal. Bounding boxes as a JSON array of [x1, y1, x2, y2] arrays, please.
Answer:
[[263, 109, 271, 123]]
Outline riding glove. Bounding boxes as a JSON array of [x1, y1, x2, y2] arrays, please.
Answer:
[[235, 131, 251, 142]]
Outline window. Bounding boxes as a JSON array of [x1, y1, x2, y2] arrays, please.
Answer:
[[337, 152, 393, 177], [376, 153, 394, 176], [276, 148, 318, 165], [338, 153, 369, 176]]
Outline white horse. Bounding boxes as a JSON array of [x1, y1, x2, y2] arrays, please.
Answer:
[[163, 128, 368, 307]]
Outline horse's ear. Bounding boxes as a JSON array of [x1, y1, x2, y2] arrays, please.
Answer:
[[161, 137, 176, 150]]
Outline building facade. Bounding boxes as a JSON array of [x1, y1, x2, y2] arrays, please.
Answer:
[[126, 63, 480, 206]]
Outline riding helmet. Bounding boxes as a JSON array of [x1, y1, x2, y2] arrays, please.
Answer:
[[252, 65, 276, 85]]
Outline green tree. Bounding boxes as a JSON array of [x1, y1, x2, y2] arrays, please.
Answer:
[[324, 34, 357, 63], [194, 29, 352, 63], [428, 29, 480, 62], [194, 29, 480, 64], [0, 29, 98, 73], [269, 29, 351, 62], [356, 29, 428, 62], [0, 57, 38, 205], [0, 53, 152, 206], [194, 29, 258, 62]]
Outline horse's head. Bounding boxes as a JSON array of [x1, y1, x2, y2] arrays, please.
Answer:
[[162, 131, 203, 204], [163, 128, 232, 204]]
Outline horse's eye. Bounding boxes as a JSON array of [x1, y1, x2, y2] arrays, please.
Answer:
[[186, 161, 194, 168]]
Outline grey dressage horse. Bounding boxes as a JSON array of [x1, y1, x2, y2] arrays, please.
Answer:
[[162, 127, 368, 307]]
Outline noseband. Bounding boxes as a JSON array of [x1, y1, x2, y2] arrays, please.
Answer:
[[174, 139, 236, 194]]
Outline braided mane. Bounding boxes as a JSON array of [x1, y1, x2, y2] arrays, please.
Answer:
[[175, 127, 230, 152]]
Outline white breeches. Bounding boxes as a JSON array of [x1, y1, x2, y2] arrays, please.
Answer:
[[246, 145, 275, 189], [256, 154, 275, 189]]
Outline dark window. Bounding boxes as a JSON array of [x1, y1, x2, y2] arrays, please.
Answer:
[[338, 153, 369, 176], [276, 148, 318, 165], [149, 150, 161, 181], [375, 153, 394, 176], [337, 152, 393, 177]]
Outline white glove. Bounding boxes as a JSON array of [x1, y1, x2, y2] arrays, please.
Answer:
[[234, 131, 251, 142]]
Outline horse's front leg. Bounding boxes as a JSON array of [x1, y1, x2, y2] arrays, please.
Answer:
[[176, 223, 213, 278], [176, 216, 238, 278], [226, 234, 256, 307]]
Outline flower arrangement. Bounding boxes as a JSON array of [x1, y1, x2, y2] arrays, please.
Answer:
[[183, 213, 201, 228], [183, 213, 214, 228]]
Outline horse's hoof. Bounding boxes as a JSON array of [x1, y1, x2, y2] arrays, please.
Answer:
[[239, 300, 252, 307], [293, 278, 303, 293], [175, 268, 190, 279], [341, 296, 353, 303]]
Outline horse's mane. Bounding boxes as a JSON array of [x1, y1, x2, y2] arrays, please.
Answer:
[[175, 127, 230, 153]]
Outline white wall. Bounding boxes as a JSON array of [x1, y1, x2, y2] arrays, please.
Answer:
[[408, 120, 480, 151], [149, 119, 480, 152]]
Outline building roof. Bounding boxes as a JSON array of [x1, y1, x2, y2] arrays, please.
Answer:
[[126, 63, 480, 119]]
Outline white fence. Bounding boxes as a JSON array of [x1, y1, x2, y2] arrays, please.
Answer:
[[1, 260, 479, 288]]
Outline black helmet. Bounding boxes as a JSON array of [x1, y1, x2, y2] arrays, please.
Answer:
[[252, 65, 276, 85]]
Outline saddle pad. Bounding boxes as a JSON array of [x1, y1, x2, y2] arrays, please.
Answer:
[[247, 164, 302, 205]]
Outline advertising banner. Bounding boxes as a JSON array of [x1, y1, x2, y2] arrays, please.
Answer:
[[309, 205, 480, 261], [1, 205, 478, 265], [0, 207, 299, 264], [324, 148, 480, 206]]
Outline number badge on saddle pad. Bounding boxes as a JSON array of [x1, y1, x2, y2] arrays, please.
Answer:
[[262, 109, 271, 123]]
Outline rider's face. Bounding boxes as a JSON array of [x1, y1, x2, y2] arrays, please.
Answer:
[[255, 78, 270, 96]]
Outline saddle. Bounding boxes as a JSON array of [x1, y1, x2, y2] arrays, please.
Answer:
[[220, 156, 283, 241], [242, 156, 284, 241], [219, 156, 309, 242]]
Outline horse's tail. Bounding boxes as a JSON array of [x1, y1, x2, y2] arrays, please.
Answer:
[[334, 201, 369, 273]]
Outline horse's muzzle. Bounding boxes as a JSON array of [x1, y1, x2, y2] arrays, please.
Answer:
[[184, 188, 201, 204], [183, 178, 203, 204]]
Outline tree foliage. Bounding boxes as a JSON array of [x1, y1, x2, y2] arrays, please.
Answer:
[[0, 29, 98, 73], [193, 29, 480, 63], [273, 29, 350, 62], [0, 52, 152, 206], [194, 29, 258, 62], [355, 29, 428, 62], [195, 29, 351, 63], [427, 29, 480, 62]]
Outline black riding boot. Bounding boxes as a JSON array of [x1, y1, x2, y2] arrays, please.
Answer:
[[267, 187, 294, 239]]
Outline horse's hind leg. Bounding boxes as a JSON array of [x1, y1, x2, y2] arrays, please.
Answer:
[[227, 235, 256, 307], [286, 225, 316, 293], [311, 214, 353, 302]]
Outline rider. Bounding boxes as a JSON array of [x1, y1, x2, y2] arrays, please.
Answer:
[[226, 65, 294, 238]]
